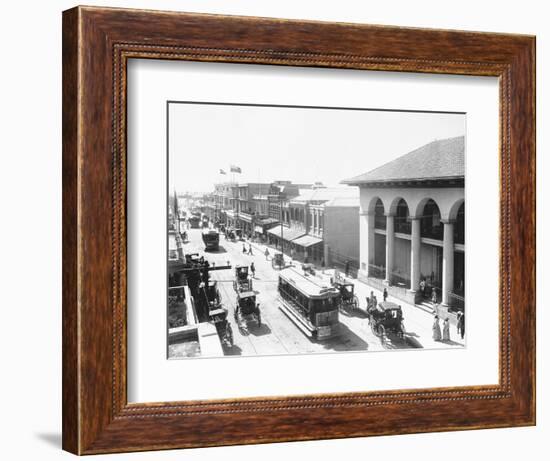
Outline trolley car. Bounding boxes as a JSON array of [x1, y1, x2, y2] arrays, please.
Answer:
[[277, 267, 341, 340], [202, 230, 220, 251], [188, 215, 201, 229]]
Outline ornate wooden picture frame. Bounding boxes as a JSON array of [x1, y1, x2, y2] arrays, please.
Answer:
[[62, 5, 535, 455]]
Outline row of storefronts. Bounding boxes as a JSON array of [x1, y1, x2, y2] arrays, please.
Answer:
[[202, 181, 361, 268]]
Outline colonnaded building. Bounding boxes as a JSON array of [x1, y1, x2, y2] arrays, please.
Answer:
[[343, 136, 465, 312]]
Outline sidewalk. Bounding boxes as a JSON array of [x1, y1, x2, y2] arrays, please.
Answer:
[[341, 271, 465, 349]]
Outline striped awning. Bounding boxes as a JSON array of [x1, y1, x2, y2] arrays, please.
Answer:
[[267, 226, 305, 242], [292, 234, 323, 248]]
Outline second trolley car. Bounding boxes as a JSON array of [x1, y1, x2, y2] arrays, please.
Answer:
[[277, 267, 341, 340], [202, 230, 220, 251]]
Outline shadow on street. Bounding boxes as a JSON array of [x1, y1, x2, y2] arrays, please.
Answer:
[[205, 245, 228, 254], [320, 323, 369, 352], [249, 323, 272, 337]]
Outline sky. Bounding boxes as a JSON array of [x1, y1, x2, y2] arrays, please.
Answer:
[[168, 102, 465, 194]]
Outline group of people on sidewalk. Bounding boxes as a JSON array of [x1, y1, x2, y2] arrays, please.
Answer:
[[432, 311, 465, 342]]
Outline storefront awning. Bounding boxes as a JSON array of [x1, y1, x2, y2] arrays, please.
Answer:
[[254, 226, 264, 234], [267, 226, 306, 242], [292, 234, 323, 248], [239, 213, 253, 223], [257, 217, 278, 226]]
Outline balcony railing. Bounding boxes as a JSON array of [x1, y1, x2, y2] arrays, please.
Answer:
[[374, 214, 386, 230], [447, 292, 465, 312], [368, 263, 386, 279], [394, 218, 411, 234]]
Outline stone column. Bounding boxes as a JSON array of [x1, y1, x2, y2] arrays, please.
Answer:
[[384, 214, 395, 285], [410, 217, 421, 292], [359, 211, 375, 278], [442, 221, 455, 306], [315, 210, 321, 235], [324, 242, 331, 266]]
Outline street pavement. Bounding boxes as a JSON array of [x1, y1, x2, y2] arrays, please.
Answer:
[[176, 226, 464, 358]]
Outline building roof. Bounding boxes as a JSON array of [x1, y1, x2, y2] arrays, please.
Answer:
[[324, 196, 360, 208], [342, 136, 465, 185], [291, 186, 358, 204], [279, 267, 340, 298]]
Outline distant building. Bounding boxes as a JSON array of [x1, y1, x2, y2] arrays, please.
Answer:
[[343, 136, 465, 308], [323, 196, 360, 271], [211, 181, 312, 237], [267, 186, 359, 267]]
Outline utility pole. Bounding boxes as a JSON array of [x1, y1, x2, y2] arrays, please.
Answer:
[[279, 191, 286, 256], [280, 197, 284, 255]]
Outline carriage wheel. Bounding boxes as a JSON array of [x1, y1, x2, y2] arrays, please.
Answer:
[[353, 295, 359, 310], [399, 321, 406, 339], [370, 319, 378, 336]]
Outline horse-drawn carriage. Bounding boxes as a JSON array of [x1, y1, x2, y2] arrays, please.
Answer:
[[334, 281, 359, 314], [233, 265, 253, 292], [234, 290, 261, 332], [367, 301, 405, 338], [226, 227, 236, 241], [271, 252, 286, 270], [209, 307, 234, 348], [203, 281, 233, 347]]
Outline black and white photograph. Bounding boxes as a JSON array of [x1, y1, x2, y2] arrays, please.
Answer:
[[167, 102, 466, 359]]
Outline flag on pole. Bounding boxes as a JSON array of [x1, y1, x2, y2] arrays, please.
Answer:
[[219, 169, 226, 175], [230, 165, 242, 174]]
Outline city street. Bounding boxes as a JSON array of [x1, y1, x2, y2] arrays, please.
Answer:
[[174, 226, 461, 358]]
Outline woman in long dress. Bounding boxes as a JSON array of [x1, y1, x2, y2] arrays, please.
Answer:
[[442, 317, 450, 341], [432, 315, 442, 341]]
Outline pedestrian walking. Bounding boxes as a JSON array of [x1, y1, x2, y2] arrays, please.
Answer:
[[345, 260, 350, 277], [457, 311, 465, 339], [368, 291, 375, 309], [373, 295, 378, 309], [248, 244, 253, 255], [242, 243, 246, 254], [431, 287, 438, 304], [383, 288, 388, 302], [442, 317, 450, 341], [432, 315, 442, 341], [264, 248, 270, 260], [250, 262, 256, 278]]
